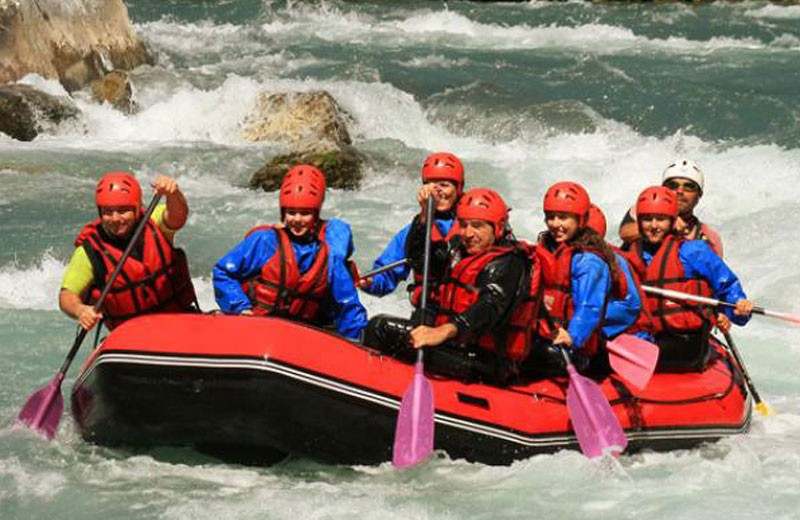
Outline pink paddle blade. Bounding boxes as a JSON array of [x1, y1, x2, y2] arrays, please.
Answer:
[[16, 375, 64, 440], [392, 361, 435, 468], [565, 365, 627, 459], [606, 334, 660, 391]]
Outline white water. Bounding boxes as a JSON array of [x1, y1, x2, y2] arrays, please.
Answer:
[[2, 2, 800, 518]]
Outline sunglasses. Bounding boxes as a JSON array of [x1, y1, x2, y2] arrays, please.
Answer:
[[664, 180, 700, 193]]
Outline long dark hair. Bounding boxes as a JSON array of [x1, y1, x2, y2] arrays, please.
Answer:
[[571, 227, 621, 280]]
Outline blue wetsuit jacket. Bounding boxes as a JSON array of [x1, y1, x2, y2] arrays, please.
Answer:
[[551, 248, 612, 351], [213, 218, 368, 339], [603, 252, 650, 341]]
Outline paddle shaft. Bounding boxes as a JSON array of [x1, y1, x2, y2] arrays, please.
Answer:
[[416, 196, 435, 362], [722, 330, 767, 411], [57, 194, 162, 376], [642, 285, 795, 322], [360, 258, 409, 279]]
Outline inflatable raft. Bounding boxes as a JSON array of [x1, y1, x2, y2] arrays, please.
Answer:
[[71, 314, 751, 465]]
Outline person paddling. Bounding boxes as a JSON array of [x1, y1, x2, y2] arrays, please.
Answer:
[[364, 188, 536, 384], [358, 152, 464, 314], [621, 186, 753, 372], [586, 204, 655, 342], [213, 165, 367, 340], [59, 172, 197, 331], [529, 183, 620, 375], [618, 159, 723, 257]]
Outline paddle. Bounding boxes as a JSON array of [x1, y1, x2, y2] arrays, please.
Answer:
[[722, 331, 771, 417], [392, 197, 435, 468], [606, 334, 659, 391], [560, 348, 628, 459], [360, 258, 409, 280], [17, 194, 162, 439], [642, 285, 771, 416], [642, 285, 800, 326]]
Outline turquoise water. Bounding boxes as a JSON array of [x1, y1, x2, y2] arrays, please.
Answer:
[[2, 1, 800, 518]]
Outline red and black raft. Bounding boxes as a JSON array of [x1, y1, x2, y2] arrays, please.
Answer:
[[71, 314, 752, 465]]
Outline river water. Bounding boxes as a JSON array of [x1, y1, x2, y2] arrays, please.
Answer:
[[2, 1, 800, 518]]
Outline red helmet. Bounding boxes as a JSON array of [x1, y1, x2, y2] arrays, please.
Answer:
[[95, 172, 142, 208], [457, 188, 508, 238], [586, 204, 607, 237], [543, 182, 591, 223], [636, 186, 678, 218], [421, 152, 464, 194], [279, 165, 326, 211]]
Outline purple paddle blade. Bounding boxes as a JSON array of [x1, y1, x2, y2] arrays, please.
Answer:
[[565, 365, 627, 459], [392, 360, 435, 468], [607, 334, 660, 391], [16, 374, 64, 440]]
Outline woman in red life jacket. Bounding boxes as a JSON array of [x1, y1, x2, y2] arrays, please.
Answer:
[[585, 204, 654, 342], [532, 182, 620, 374], [358, 152, 464, 312], [363, 188, 535, 384], [59, 172, 197, 331], [212, 165, 367, 340], [622, 186, 753, 372]]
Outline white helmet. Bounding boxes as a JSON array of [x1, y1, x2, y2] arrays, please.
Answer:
[[661, 158, 704, 192]]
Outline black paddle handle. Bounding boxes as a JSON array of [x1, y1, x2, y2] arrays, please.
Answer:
[[419, 196, 435, 317], [58, 194, 162, 376], [415, 196, 435, 363], [360, 258, 409, 279], [722, 330, 764, 407]]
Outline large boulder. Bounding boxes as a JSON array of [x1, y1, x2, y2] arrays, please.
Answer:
[[0, 0, 153, 91], [243, 91, 364, 191], [0, 83, 78, 141]]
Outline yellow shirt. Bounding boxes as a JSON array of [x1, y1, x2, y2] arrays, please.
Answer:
[[61, 205, 176, 296]]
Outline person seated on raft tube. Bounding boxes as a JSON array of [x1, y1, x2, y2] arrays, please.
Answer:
[[357, 152, 464, 311], [523, 182, 622, 376], [621, 186, 753, 372], [619, 159, 724, 257], [363, 188, 536, 384], [585, 204, 655, 343], [59, 172, 198, 331], [212, 165, 368, 340]]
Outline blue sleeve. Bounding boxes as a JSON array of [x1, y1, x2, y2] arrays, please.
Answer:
[[362, 224, 413, 296], [568, 252, 612, 349], [679, 241, 750, 326], [324, 219, 369, 339], [213, 230, 277, 314], [602, 253, 641, 339]]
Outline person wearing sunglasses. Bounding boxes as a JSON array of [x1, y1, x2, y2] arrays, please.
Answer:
[[618, 159, 723, 258]]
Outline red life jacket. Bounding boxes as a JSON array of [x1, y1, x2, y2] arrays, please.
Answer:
[[535, 238, 620, 357], [408, 219, 460, 308], [75, 218, 197, 330], [625, 235, 716, 334], [433, 245, 540, 363], [242, 222, 329, 321]]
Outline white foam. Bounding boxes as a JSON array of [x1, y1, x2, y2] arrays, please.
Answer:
[[0, 253, 65, 311], [746, 4, 800, 19]]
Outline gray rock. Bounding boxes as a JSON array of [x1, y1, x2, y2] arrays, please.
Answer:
[[0, 83, 78, 141], [0, 0, 153, 91], [90, 70, 138, 114], [244, 91, 364, 191]]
